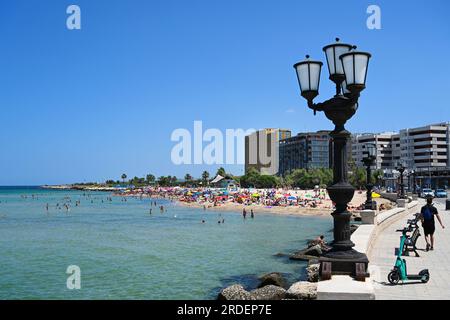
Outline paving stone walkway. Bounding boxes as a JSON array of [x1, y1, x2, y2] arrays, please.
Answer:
[[370, 199, 450, 300]]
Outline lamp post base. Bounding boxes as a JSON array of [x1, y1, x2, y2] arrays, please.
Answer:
[[319, 249, 369, 281]]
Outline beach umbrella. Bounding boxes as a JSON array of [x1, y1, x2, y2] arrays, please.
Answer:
[[252, 193, 260, 198], [275, 194, 283, 199], [287, 196, 297, 201]]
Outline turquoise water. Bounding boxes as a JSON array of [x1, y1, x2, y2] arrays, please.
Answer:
[[0, 187, 332, 300]]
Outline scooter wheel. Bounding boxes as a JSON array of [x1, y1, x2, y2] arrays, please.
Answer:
[[388, 270, 400, 285], [420, 271, 430, 283]]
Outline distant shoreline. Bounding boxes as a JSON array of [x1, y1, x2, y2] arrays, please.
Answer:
[[41, 185, 122, 192]]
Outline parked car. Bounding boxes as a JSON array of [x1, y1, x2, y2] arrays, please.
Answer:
[[435, 189, 448, 198], [420, 188, 435, 198]]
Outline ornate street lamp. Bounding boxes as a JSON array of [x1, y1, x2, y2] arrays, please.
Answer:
[[396, 162, 406, 199], [362, 143, 377, 210], [294, 56, 323, 114], [293, 39, 371, 280], [323, 38, 353, 95]]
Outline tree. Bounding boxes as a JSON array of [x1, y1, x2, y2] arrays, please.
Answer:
[[285, 168, 333, 189], [349, 167, 367, 189], [184, 174, 193, 186], [157, 176, 169, 186], [372, 169, 384, 187], [239, 167, 280, 188], [146, 174, 155, 185], [121, 174, 127, 184], [130, 176, 145, 186], [216, 167, 226, 177], [201, 171, 210, 185]]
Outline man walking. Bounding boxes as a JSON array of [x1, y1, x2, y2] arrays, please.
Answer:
[[420, 195, 445, 251]]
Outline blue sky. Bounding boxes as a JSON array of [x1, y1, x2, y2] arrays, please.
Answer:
[[0, 0, 449, 185]]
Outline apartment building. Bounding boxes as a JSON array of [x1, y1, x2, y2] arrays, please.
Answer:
[[278, 131, 331, 176], [352, 122, 450, 188], [351, 132, 396, 169], [244, 128, 291, 175]]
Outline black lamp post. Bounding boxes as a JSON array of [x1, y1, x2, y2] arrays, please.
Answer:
[[362, 143, 376, 210], [396, 162, 406, 199], [411, 170, 416, 194], [294, 38, 371, 279]]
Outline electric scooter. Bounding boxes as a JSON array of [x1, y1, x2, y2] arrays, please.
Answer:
[[387, 226, 430, 285]]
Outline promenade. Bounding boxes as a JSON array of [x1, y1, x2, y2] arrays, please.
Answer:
[[370, 199, 449, 299]]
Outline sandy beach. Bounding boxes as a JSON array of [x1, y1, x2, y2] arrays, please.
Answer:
[[175, 190, 393, 217], [113, 187, 395, 217]]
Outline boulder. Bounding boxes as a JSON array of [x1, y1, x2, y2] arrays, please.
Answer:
[[289, 253, 317, 261], [304, 244, 322, 256], [258, 272, 286, 289], [307, 239, 321, 248], [285, 281, 318, 300], [217, 284, 254, 300], [250, 285, 286, 300], [273, 252, 288, 258], [289, 244, 326, 261], [306, 263, 320, 283]]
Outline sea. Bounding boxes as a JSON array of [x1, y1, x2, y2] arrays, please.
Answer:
[[0, 186, 332, 299]]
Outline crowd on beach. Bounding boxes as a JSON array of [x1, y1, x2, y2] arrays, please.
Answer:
[[114, 186, 378, 213]]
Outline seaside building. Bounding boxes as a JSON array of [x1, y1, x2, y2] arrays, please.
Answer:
[[244, 128, 291, 175], [352, 122, 450, 189], [210, 175, 239, 191], [399, 122, 450, 188], [278, 131, 332, 176], [351, 132, 396, 169]]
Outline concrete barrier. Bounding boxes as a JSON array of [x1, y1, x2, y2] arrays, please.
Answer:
[[360, 210, 376, 225], [380, 192, 397, 202], [397, 199, 406, 208]]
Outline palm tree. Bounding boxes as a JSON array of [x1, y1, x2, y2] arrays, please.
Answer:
[[216, 167, 226, 177], [121, 174, 127, 184], [184, 174, 193, 187], [158, 176, 168, 186], [146, 174, 155, 185], [201, 171, 210, 186]]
